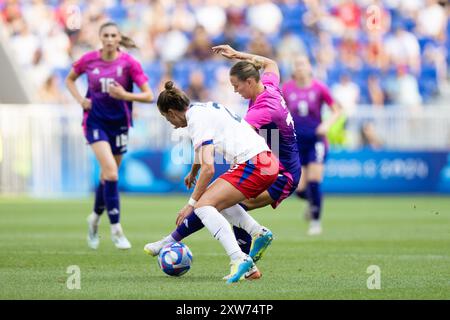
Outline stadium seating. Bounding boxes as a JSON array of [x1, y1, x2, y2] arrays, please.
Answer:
[[1, 1, 446, 106]]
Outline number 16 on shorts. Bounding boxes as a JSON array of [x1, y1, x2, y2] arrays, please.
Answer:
[[116, 133, 128, 152]]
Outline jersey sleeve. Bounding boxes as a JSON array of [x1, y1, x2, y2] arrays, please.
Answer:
[[72, 53, 88, 75], [187, 110, 214, 150], [244, 106, 272, 130], [318, 81, 334, 106], [129, 57, 149, 87], [261, 72, 280, 89]]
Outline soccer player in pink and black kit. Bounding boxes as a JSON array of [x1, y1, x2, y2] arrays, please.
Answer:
[[282, 55, 341, 236], [66, 22, 153, 250], [145, 45, 301, 280]]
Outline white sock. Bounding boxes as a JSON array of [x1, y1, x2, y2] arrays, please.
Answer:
[[195, 206, 244, 260], [221, 204, 264, 237], [311, 220, 321, 227], [89, 212, 101, 226], [230, 251, 244, 261], [111, 223, 123, 236], [161, 235, 176, 244]]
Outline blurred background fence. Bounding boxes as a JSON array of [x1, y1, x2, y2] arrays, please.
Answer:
[[1, 103, 449, 196]]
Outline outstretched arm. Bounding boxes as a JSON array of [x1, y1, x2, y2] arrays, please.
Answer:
[[212, 44, 279, 78]]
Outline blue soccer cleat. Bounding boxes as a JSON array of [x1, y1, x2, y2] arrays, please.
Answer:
[[226, 255, 254, 284], [222, 262, 262, 281], [249, 228, 273, 263]]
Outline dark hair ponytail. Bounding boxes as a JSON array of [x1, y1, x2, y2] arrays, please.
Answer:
[[99, 22, 138, 49], [157, 81, 190, 113], [230, 60, 262, 82]]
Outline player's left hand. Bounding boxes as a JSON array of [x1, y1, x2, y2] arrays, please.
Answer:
[[316, 123, 329, 136], [108, 81, 128, 100], [176, 204, 194, 226]]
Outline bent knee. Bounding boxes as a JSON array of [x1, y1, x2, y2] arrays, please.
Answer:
[[102, 168, 118, 181], [194, 200, 218, 210]]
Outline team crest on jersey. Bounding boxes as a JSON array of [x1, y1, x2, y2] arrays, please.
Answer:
[[117, 66, 123, 77], [92, 68, 100, 75], [308, 91, 316, 101], [289, 93, 297, 101]]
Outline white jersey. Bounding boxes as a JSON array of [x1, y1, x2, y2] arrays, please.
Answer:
[[186, 102, 270, 164]]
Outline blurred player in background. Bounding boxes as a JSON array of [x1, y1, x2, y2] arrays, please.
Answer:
[[154, 81, 279, 283], [65, 22, 153, 250], [145, 45, 301, 281], [282, 55, 341, 235]]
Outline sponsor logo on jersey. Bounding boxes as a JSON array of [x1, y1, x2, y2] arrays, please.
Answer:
[[117, 66, 123, 77], [92, 68, 100, 75]]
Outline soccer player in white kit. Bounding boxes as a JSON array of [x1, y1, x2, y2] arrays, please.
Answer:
[[153, 81, 279, 283]]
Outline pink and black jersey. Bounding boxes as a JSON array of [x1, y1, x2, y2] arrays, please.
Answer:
[[282, 79, 333, 145], [245, 72, 300, 179], [73, 50, 148, 127]]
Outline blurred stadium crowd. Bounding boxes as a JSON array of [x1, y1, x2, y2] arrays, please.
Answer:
[[0, 0, 448, 116]]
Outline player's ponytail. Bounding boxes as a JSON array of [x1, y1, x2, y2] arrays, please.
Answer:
[[230, 61, 261, 82], [119, 34, 138, 49], [99, 22, 138, 50], [157, 81, 190, 113]]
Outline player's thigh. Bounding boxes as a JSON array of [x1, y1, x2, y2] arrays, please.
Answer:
[[297, 165, 308, 191], [241, 191, 274, 211], [114, 154, 123, 167], [195, 178, 247, 212], [100, 155, 123, 181], [306, 162, 324, 182], [306, 141, 326, 182], [91, 141, 118, 175]]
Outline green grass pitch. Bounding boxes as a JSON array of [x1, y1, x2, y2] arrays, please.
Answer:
[[0, 195, 449, 299]]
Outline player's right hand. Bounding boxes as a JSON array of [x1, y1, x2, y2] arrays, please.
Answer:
[[176, 204, 194, 226], [81, 98, 92, 111], [184, 172, 197, 189], [212, 44, 239, 59]]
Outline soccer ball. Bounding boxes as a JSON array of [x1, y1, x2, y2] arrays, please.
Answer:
[[157, 242, 193, 276]]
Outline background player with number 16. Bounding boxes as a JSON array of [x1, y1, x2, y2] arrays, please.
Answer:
[[65, 21, 153, 250]]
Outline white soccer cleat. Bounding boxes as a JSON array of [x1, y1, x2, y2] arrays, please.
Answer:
[[111, 232, 132, 249], [87, 215, 100, 249], [143, 241, 166, 257], [307, 220, 322, 236]]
